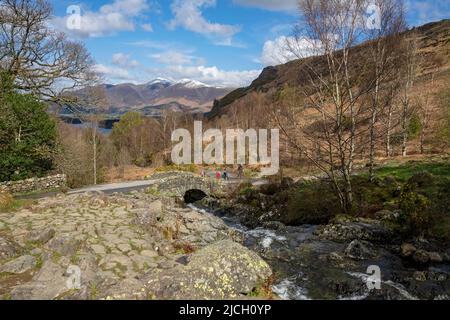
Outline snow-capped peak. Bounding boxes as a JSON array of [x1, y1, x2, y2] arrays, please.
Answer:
[[175, 78, 212, 88], [147, 78, 173, 85]]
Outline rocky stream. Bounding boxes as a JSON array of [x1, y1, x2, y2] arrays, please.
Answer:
[[190, 196, 450, 300]]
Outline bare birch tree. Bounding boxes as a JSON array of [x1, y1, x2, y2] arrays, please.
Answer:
[[275, 0, 375, 212], [365, 0, 405, 180], [384, 84, 397, 157], [399, 31, 420, 157]]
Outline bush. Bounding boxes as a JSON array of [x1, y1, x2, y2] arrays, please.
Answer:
[[352, 175, 399, 216], [259, 178, 294, 196], [431, 178, 450, 215], [236, 182, 254, 196], [396, 183, 431, 237], [133, 156, 149, 168], [407, 171, 434, 188], [287, 181, 342, 225], [427, 178, 450, 243], [259, 183, 280, 196]]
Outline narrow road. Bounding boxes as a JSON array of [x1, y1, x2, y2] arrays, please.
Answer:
[[17, 175, 269, 200], [67, 179, 160, 195], [17, 179, 160, 200]]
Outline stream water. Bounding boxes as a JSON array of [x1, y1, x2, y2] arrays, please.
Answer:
[[187, 204, 339, 300], [187, 204, 449, 300]]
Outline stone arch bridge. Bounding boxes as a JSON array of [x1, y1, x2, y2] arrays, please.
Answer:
[[148, 172, 225, 203]]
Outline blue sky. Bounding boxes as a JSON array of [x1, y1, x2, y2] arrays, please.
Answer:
[[49, 0, 450, 87]]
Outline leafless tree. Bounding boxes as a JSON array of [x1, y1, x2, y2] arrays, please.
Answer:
[[62, 85, 108, 185], [275, 0, 378, 212], [382, 82, 402, 157], [274, 0, 409, 210], [399, 31, 420, 157], [0, 0, 96, 100], [416, 55, 445, 154], [365, 0, 405, 180]]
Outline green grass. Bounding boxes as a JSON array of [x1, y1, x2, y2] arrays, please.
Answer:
[[283, 159, 450, 243], [0, 198, 36, 213], [35, 256, 43, 270], [145, 187, 160, 196], [89, 283, 99, 300], [371, 161, 450, 182], [2, 293, 12, 300], [51, 251, 62, 263], [13, 187, 64, 198]]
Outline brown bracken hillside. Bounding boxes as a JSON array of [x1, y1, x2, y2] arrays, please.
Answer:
[[207, 19, 450, 119]]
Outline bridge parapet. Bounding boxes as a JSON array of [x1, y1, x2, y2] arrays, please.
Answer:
[[148, 171, 224, 198]]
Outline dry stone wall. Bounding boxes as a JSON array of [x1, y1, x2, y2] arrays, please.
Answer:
[[0, 174, 67, 194]]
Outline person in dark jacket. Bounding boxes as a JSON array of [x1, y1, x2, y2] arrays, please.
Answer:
[[237, 164, 244, 179]]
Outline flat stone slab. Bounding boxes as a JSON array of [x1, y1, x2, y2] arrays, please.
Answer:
[[27, 228, 55, 244], [90, 244, 106, 255], [0, 255, 36, 274], [0, 236, 21, 261]]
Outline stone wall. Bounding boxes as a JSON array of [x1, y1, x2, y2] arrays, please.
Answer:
[[0, 175, 67, 194]]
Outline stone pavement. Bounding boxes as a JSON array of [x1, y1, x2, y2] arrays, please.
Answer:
[[0, 191, 271, 300]]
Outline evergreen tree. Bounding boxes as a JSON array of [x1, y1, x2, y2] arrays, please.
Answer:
[[0, 92, 57, 181]]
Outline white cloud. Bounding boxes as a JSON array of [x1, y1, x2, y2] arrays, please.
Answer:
[[52, 0, 150, 38], [129, 40, 172, 50], [233, 0, 298, 12], [141, 23, 153, 32], [168, 0, 241, 45], [93, 64, 131, 81], [151, 65, 261, 88], [100, 0, 149, 16], [150, 50, 196, 65], [112, 53, 140, 68], [260, 36, 321, 66]]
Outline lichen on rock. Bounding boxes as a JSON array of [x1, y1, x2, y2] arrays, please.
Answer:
[[142, 240, 272, 300]]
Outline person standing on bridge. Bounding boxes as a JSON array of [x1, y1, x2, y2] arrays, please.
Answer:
[[237, 164, 244, 179], [223, 168, 229, 181]]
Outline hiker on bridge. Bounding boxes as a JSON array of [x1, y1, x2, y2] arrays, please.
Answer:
[[237, 164, 244, 179], [222, 169, 229, 181]]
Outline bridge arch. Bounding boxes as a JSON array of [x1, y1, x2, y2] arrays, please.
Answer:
[[148, 171, 223, 200], [183, 189, 208, 203]]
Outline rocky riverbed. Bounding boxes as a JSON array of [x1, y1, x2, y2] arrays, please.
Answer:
[[0, 191, 271, 300], [192, 197, 450, 300]]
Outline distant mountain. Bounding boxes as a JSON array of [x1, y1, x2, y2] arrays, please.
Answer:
[[74, 78, 233, 115]]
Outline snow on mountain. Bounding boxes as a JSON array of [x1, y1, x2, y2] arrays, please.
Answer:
[[147, 78, 173, 86], [174, 79, 213, 88]]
